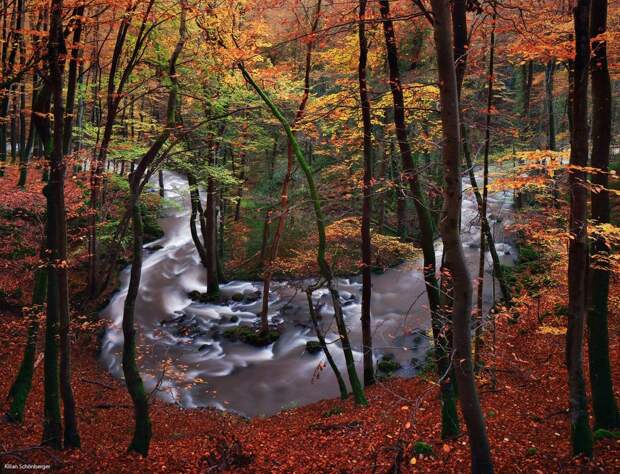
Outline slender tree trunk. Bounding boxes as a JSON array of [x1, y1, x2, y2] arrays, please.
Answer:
[[241, 64, 367, 406], [453, 0, 511, 307], [430, 1, 493, 471], [545, 61, 556, 151], [306, 289, 348, 399], [205, 144, 219, 298], [381, 0, 456, 437], [358, 0, 374, 387], [566, 0, 594, 457], [62, 5, 84, 156], [474, 13, 496, 369], [260, 0, 322, 333], [123, 189, 152, 455], [187, 172, 208, 267], [121, 4, 185, 455], [588, 0, 619, 431]]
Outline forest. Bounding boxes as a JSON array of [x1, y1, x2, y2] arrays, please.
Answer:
[[0, 0, 618, 471]]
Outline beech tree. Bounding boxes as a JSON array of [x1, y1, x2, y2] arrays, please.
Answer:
[[566, 0, 593, 457], [588, 0, 619, 431], [429, 0, 492, 470]]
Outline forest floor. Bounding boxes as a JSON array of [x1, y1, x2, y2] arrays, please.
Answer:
[[1, 168, 619, 473], [1, 295, 618, 473]]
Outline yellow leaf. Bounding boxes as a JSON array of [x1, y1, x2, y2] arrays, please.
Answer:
[[410, 457, 417, 465]]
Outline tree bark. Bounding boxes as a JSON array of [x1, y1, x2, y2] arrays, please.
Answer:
[[588, 0, 619, 431], [6, 267, 47, 422], [121, 4, 186, 454], [566, 0, 594, 457], [383, 0, 457, 437], [358, 0, 374, 387], [545, 61, 556, 151], [430, 0, 493, 471], [474, 13, 496, 369]]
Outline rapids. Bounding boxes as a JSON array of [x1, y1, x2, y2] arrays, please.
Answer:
[[100, 170, 515, 417]]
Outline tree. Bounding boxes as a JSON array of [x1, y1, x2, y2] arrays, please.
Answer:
[[121, 3, 186, 455], [357, 0, 374, 387], [240, 64, 367, 406], [429, 0, 493, 471], [30, 0, 81, 449], [379, 0, 458, 438], [259, 0, 322, 334], [566, 0, 593, 457], [588, 0, 618, 431]]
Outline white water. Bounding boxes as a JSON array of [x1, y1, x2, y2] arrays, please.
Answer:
[[100, 170, 515, 417]]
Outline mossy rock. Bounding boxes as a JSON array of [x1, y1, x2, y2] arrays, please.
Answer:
[[231, 293, 244, 302], [187, 290, 219, 303], [322, 406, 343, 418], [412, 441, 433, 455], [306, 340, 322, 355], [223, 326, 280, 347], [377, 354, 401, 374]]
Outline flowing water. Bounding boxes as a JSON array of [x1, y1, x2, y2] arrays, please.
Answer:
[[100, 170, 515, 417]]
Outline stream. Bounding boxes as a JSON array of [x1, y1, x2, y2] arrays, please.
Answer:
[[100, 169, 516, 417]]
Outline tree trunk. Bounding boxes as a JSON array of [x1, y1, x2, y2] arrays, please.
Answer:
[[588, 0, 619, 431], [187, 172, 208, 268], [6, 267, 47, 422], [121, 4, 186, 454], [205, 144, 219, 298], [381, 0, 456, 438], [430, 0, 493, 471], [474, 13, 496, 369], [452, 0, 512, 307], [123, 191, 152, 456], [260, 0, 322, 334], [306, 289, 348, 399], [358, 0, 374, 387], [241, 64, 367, 406], [545, 61, 556, 151], [566, 0, 594, 457]]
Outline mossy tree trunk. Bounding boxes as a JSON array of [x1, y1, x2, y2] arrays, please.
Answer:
[[240, 64, 367, 406], [6, 267, 47, 422]]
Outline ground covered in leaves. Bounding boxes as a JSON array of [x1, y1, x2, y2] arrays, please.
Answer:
[[1, 291, 618, 473]]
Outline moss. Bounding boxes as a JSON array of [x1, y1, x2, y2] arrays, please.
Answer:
[[188, 290, 219, 304], [412, 441, 433, 455], [223, 326, 280, 347], [141, 200, 164, 242], [526, 447, 537, 456], [321, 406, 343, 418], [377, 354, 401, 374], [306, 340, 322, 355]]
